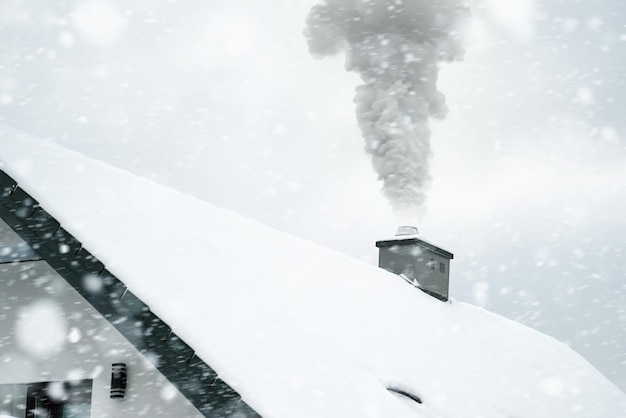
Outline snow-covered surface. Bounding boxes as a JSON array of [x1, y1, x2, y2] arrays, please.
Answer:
[[377, 233, 441, 248], [378, 233, 420, 242], [1, 127, 624, 417]]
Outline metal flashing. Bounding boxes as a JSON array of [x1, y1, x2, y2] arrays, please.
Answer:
[[0, 169, 261, 417]]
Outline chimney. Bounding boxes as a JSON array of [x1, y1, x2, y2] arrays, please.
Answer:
[[376, 226, 453, 301]]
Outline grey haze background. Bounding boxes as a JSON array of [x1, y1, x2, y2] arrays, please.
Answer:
[[0, 0, 625, 391]]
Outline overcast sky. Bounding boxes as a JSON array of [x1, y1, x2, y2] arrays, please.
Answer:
[[1, 0, 625, 390]]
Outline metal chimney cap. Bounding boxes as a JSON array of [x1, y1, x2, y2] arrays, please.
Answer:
[[396, 225, 418, 236]]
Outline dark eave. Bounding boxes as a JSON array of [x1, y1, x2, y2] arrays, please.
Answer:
[[376, 237, 454, 259], [0, 169, 261, 418]]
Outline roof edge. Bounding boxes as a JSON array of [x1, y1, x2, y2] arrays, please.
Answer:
[[0, 168, 261, 417]]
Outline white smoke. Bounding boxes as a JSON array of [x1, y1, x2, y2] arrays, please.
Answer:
[[305, 0, 470, 224]]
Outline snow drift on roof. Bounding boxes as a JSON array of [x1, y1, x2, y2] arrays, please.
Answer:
[[1, 125, 624, 418]]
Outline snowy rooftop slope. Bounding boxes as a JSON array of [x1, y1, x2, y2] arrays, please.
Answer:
[[1, 126, 624, 418]]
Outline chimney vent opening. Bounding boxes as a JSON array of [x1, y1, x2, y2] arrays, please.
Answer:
[[396, 225, 418, 236]]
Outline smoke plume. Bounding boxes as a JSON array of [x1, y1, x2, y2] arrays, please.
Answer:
[[305, 0, 470, 224]]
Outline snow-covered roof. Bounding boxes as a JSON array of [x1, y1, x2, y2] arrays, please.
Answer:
[[1, 126, 625, 418]]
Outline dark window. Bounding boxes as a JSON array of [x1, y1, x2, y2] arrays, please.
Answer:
[[440, 262, 446, 274], [0, 380, 92, 418], [429, 258, 435, 270]]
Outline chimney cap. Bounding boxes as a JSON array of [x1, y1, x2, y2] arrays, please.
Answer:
[[396, 225, 418, 236]]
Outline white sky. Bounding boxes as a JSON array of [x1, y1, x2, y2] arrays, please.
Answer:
[[0, 0, 624, 390]]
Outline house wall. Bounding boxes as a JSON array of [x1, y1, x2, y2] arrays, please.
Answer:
[[0, 260, 204, 418], [0, 218, 39, 263]]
